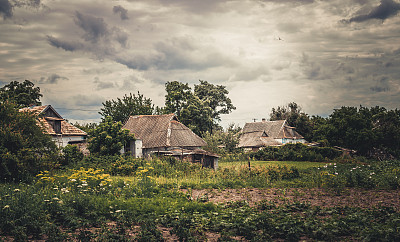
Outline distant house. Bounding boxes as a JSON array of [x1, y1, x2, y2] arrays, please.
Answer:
[[122, 113, 218, 169], [238, 119, 306, 152], [19, 105, 87, 148]]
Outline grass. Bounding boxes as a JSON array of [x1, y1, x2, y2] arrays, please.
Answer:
[[1, 159, 400, 241], [219, 160, 327, 170]]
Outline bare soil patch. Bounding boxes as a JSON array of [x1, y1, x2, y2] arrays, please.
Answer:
[[187, 188, 400, 210]]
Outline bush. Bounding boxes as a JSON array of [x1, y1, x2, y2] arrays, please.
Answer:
[[249, 143, 343, 162], [0, 102, 59, 182], [61, 145, 84, 166]]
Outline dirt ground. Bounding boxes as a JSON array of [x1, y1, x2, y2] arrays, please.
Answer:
[[170, 188, 400, 241], [187, 188, 400, 210]]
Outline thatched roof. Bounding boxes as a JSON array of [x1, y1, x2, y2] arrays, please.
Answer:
[[238, 120, 304, 148], [19, 105, 87, 136], [123, 114, 207, 149]]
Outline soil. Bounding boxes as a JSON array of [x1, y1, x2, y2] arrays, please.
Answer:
[[187, 188, 400, 210]]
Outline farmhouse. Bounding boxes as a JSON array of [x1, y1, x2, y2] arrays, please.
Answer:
[[122, 113, 218, 169], [19, 105, 87, 147], [238, 119, 306, 152]]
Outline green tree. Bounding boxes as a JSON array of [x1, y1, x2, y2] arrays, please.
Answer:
[[73, 122, 98, 134], [270, 102, 312, 141], [164, 81, 192, 117], [179, 95, 213, 136], [61, 144, 84, 166], [99, 92, 155, 123], [203, 123, 241, 155], [0, 102, 58, 182], [88, 116, 134, 156], [0, 80, 42, 108], [194, 80, 236, 121]]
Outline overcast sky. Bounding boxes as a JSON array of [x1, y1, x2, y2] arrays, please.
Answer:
[[1, 0, 399, 128]]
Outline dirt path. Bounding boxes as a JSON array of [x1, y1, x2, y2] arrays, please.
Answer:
[[186, 188, 400, 210]]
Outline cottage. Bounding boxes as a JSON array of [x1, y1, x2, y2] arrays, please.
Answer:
[[19, 105, 87, 147], [122, 114, 218, 169], [238, 119, 306, 152]]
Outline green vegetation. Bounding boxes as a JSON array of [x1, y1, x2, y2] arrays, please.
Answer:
[[0, 80, 42, 108], [99, 91, 158, 123], [1, 158, 399, 241], [0, 102, 58, 182], [1, 80, 400, 241], [87, 116, 134, 156]]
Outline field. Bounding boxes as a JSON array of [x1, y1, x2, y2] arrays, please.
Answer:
[[1, 158, 400, 241]]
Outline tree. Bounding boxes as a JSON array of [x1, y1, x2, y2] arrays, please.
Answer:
[[0, 80, 42, 108], [0, 101, 58, 182], [194, 80, 236, 121], [270, 102, 312, 141], [179, 95, 213, 136], [203, 123, 241, 155], [88, 116, 134, 156], [164, 81, 192, 117], [99, 92, 155, 123]]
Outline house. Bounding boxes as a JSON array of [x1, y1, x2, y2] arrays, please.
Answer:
[[238, 119, 306, 152], [19, 105, 87, 147], [122, 113, 218, 169]]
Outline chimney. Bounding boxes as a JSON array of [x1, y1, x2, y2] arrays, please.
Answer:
[[262, 118, 266, 122]]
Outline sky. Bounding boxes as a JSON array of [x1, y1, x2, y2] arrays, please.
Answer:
[[1, 0, 399, 128]]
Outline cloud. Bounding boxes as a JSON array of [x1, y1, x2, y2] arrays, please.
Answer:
[[0, 0, 13, 19], [344, 0, 400, 23], [113, 5, 129, 20], [47, 35, 84, 52], [74, 11, 109, 43], [39, 74, 69, 84], [94, 77, 116, 90]]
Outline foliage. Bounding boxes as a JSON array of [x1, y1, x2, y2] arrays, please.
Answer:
[[270, 102, 312, 141], [203, 124, 242, 155], [1, 158, 400, 240], [0, 80, 42, 108], [61, 145, 84, 166], [0, 102, 59, 182], [314, 106, 400, 158], [88, 116, 134, 156], [73, 122, 98, 134], [164, 80, 235, 135], [178, 95, 213, 136], [164, 81, 192, 117], [194, 80, 236, 121], [99, 92, 156, 123], [249, 143, 343, 162]]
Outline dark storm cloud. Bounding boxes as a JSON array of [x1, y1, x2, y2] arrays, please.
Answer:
[[345, 0, 400, 23], [0, 0, 13, 19], [113, 5, 129, 20], [74, 11, 109, 43], [39, 74, 69, 84], [47, 35, 84, 52]]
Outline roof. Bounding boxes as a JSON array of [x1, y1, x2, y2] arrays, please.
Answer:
[[238, 120, 304, 148], [242, 120, 303, 139], [238, 131, 281, 148], [123, 114, 207, 149], [164, 148, 219, 158], [19, 105, 87, 136]]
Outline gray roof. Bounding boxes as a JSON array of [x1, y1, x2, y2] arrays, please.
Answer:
[[238, 120, 304, 148], [242, 120, 303, 139], [123, 114, 207, 149], [238, 131, 281, 148]]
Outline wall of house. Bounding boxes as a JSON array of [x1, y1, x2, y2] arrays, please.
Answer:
[[52, 135, 86, 148], [275, 138, 306, 144]]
